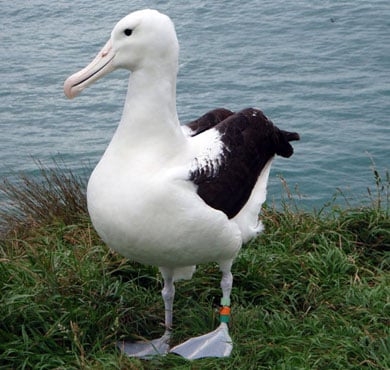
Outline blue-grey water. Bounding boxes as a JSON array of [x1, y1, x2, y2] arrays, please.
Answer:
[[1, 1, 389, 210]]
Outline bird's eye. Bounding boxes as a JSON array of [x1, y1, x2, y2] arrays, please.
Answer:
[[124, 28, 133, 36]]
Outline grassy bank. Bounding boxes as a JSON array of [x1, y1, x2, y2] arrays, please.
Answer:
[[0, 166, 389, 369]]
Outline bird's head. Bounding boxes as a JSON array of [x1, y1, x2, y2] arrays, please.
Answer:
[[64, 9, 179, 99]]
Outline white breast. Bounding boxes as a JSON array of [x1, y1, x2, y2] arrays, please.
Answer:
[[87, 147, 242, 268]]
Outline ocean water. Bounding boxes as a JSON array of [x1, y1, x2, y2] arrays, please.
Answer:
[[1, 0, 389, 209]]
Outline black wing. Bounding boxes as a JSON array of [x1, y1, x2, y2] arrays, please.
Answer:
[[185, 108, 234, 136], [189, 108, 300, 218]]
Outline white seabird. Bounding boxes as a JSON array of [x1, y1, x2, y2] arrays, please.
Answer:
[[64, 9, 299, 359]]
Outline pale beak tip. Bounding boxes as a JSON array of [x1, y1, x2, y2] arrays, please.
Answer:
[[64, 39, 114, 100], [64, 77, 79, 99]]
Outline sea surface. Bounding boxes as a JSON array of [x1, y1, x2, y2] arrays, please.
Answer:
[[1, 0, 389, 210]]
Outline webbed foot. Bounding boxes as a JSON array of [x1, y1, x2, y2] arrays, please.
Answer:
[[117, 332, 170, 358], [170, 323, 232, 360]]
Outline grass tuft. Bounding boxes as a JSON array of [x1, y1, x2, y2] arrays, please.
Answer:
[[0, 163, 389, 369], [0, 160, 87, 238]]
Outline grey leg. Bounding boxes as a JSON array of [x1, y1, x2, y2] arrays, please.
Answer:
[[220, 260, 233, 307], [161, 267, 175, 334], [118, 267, 174, 358]]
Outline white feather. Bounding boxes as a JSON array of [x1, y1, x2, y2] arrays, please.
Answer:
[[232, 159, 273, 243], [189, 128, 225, 177]]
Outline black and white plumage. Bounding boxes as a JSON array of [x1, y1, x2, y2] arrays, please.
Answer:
[[187, 108, 299, 219], [64, 9, 299, 359]]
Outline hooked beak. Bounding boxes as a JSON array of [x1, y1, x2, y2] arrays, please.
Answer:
[[64, 39, 115, 99]]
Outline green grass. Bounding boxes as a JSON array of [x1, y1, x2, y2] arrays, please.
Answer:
[[0, 165, 389, 369]]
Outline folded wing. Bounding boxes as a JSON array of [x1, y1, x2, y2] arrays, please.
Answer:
[[188, 108, 300, 218]]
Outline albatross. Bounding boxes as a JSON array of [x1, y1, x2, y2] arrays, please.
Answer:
[[64, 9, 299, 359]]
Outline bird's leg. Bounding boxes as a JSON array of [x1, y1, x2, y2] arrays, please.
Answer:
[[117, 268, 175, 358], [219, 263, 233, 324], [161, 268, 175, 336], [170, 260, 233, 359]]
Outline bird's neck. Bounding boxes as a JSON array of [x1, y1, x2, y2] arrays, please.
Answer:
[[110, 65, 185, 154]]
